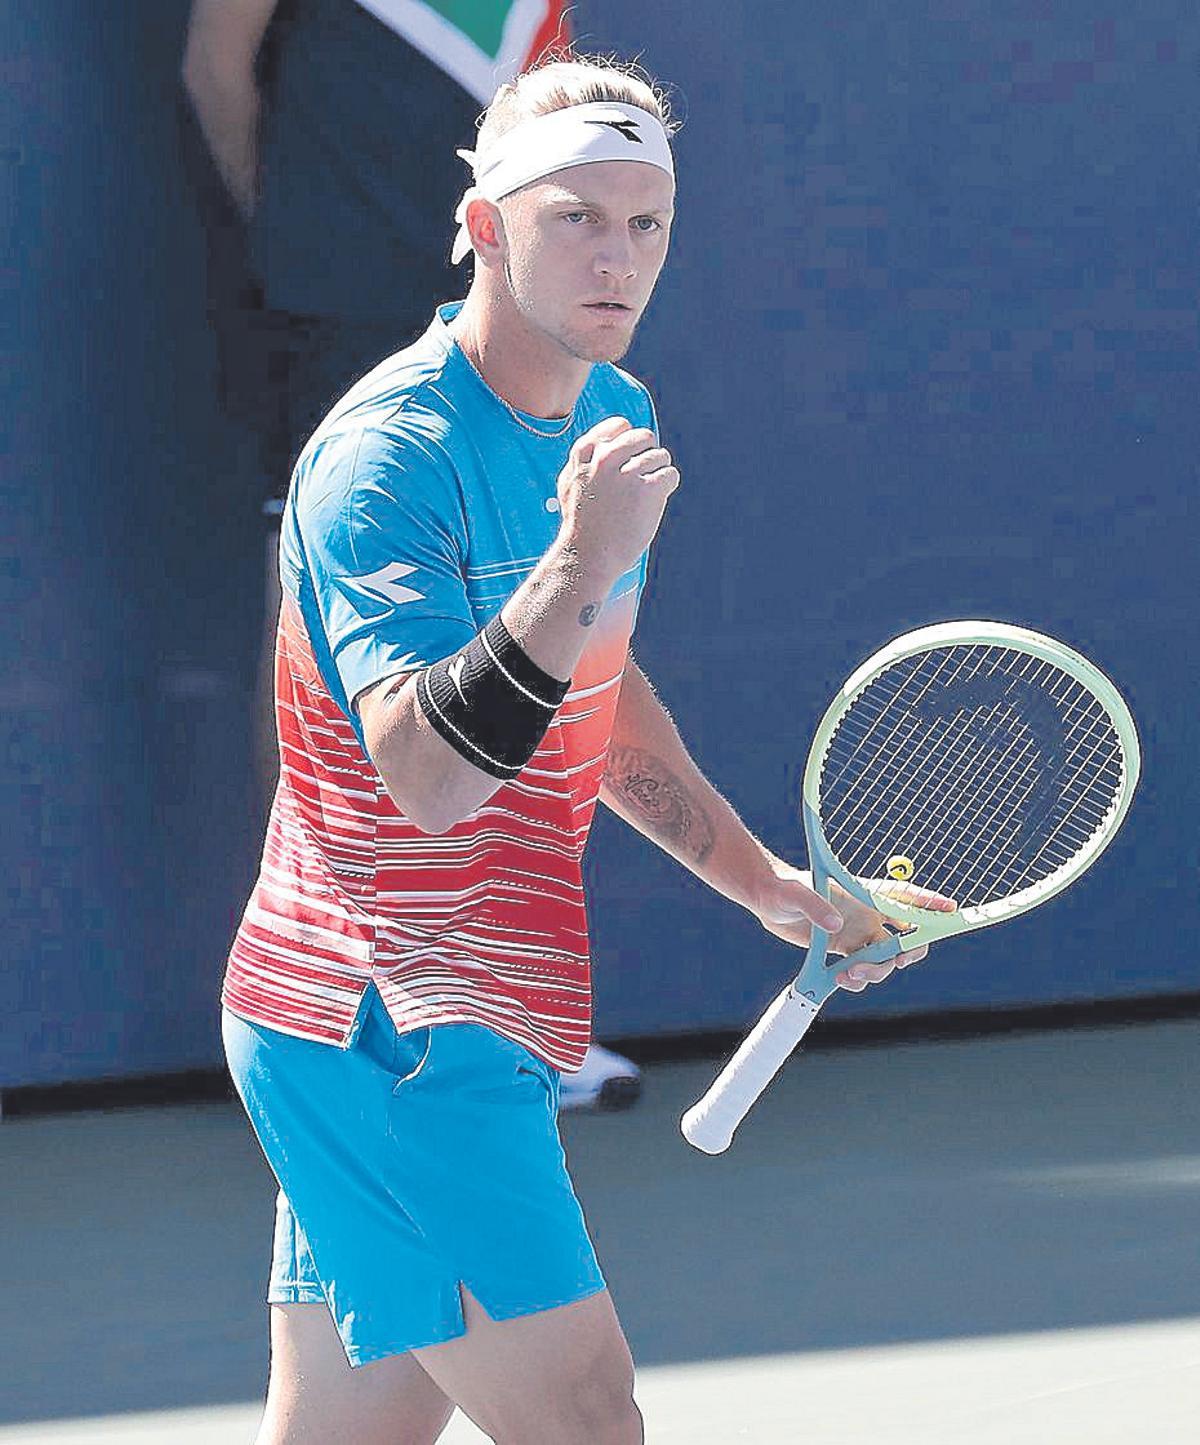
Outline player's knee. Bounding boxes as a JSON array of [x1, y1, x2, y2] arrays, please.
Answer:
[[559, 1353, 642, 1445], [586, 1390, 643, 1445], [488, 1347, 639, 1445]]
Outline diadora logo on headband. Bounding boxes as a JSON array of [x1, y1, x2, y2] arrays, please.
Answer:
[[588, 118, 644, 144]]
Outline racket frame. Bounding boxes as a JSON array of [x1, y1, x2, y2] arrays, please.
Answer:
[[681, 620, 1140, 1154], [800, 620, 1140, 973]]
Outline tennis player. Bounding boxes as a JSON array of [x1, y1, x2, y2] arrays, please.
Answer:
[[221, 53, 944, 1445]]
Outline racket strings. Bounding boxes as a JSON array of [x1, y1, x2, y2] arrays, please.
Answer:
[[937, 740, 1119, 902], [820, 646, 1019, 885], [824, 646, 1044, 863], [826, 650, 1087, 861], [836, 675, 1055, 887], [838, 661, 1127, 901], [983, 705, 1124, 898], [817, 644, 1126, 908], [898, 667, 1105, 890], [820, 645, 994, 837], [833, 663, 1040, 854], [933, 687, 1122, 903], [836, 681, 1122, 905], [946, 693, 1114, 863]]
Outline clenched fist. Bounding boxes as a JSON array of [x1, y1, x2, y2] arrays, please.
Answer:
[[555, 416, 680, 583]]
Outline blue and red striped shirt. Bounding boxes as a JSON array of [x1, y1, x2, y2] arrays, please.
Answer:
[[222, 303, 655, 1069]]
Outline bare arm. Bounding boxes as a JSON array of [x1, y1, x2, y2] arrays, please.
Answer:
[[181, 0, 279, 218], [599, 658, 783, 915]]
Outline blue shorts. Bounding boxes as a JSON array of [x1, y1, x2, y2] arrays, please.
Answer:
[[221, 984, 606, 1367]]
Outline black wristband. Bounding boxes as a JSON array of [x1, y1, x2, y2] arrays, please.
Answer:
[[417, 614, 571, 781]]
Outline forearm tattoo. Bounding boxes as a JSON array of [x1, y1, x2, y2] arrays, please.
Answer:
[[605, 745, 715, 866]]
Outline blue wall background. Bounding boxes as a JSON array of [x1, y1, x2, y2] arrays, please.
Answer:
[[3, 2, 1196, 1085], [585, 0, 1197, 1035]]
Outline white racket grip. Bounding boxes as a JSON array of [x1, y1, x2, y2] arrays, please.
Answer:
[[680, 985, 822, 1154]]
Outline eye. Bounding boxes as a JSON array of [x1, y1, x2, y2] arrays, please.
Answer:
[[632, 216, 662, 234], [562, 211, 591, 224]]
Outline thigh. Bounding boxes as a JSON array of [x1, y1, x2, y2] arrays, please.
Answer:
[[261, 1302, 455, 1445], [412, 1285, 641, 1445]]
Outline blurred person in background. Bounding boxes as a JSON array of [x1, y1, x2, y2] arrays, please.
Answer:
[[179, 0, 636, 1106]]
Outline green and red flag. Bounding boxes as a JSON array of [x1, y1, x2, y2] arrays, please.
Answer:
[[352, 1, 572, 103]]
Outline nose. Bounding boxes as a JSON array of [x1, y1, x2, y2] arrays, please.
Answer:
[[595, 234, 636, 282]]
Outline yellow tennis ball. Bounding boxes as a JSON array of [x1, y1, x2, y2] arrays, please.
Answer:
[[886, 854, 915, 882]]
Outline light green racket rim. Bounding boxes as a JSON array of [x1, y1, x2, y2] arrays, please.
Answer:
[[800, 621, 1141, 933]]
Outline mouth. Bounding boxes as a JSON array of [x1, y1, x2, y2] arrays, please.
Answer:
[[583, 301, 632, 314]]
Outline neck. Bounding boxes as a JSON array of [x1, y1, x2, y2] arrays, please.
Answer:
[[450, 283, 592, 419]]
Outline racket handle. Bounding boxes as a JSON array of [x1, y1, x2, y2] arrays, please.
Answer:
[[680, 984, 821, 1154]]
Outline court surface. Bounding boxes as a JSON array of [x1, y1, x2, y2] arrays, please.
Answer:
[[2, 1017, 1197, 1443]]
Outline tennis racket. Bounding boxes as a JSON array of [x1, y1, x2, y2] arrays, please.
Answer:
[[681, 620, 1140, 1155]]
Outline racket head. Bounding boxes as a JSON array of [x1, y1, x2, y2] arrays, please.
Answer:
[[801, 621, 1140, 949]]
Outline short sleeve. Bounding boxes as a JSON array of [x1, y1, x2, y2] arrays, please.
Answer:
[[293, 422, 477, 710], [641, 382, 660, 441], [615, 369, 658, 440]]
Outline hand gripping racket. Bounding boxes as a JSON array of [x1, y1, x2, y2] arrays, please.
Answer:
[[681, 621, 1140, 1154]]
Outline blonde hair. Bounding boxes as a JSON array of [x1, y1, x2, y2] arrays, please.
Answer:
[[475, 52, 679, 157]]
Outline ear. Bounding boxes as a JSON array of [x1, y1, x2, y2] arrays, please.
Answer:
[[466, 197, 507, 269]]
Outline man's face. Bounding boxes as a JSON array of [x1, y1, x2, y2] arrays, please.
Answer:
[[497, 160, 675, 364]]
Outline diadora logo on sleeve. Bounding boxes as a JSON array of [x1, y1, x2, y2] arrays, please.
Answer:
[[588, 117, 643, 144], [358, 562, 424, 605]]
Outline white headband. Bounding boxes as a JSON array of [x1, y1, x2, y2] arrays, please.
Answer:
[[451, 101, 675, 265]]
